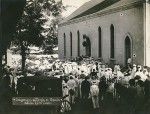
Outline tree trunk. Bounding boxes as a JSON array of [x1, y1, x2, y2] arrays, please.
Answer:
[[0, 19, 2, 81], [5, 50, 7, 64], [21, 41, 26, 76], [0, 51, 3, 81]]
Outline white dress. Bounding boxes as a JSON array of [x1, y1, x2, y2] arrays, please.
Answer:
[[90, 84, 99, 109]]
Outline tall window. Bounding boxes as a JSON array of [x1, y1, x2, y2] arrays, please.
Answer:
[[63, 33, 66, 56], [98, 27, 102, 58], [125, 36, 131, 65], [70, 32, 72, 57], [110, 24, 115, 58], [77, 31, 80, 56]]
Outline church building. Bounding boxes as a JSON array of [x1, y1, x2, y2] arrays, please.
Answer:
[[58, 0, 150, 66]]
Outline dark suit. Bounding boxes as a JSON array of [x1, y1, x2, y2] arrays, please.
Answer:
[[81, 79, 90, 99]]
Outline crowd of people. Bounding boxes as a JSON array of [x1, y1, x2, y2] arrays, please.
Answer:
[[1, 57, 150, 113], [49, 57, 150, 113]]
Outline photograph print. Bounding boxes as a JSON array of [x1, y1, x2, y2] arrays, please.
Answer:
[[0, 0, 150, 114]]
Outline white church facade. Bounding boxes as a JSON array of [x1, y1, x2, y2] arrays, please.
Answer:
[[58, 0, 150, 66]]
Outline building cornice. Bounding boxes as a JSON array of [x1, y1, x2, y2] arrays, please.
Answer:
[[59, 0, 144, 27]]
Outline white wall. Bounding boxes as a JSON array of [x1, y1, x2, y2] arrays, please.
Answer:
[[58, 5, 144, 65]]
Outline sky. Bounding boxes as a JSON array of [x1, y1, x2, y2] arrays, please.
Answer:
[[61, 0, 91, 17], [43, 0, 91, 27], [43, 0, 91, 28]]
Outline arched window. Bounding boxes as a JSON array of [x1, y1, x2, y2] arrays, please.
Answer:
[[77, 30, 80, 56], [110, 24, 115, 58], [125, 36, 131, 65], [70, 32, 72, 57], [63, 33, 66, 56], [98, 27, 102, 58]]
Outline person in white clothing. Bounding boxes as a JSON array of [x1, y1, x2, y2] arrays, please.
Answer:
[[90, 81, 99, 109], [61, 83, 71, 112], [62, 83, 69, 101], [67, 76, 76, 104], [140, 68, 148, 82], [116, 67, 124, 80], [99, 69, 105, 78], [134, 65, 143, 79], [140, 73, 147, 82], [130, 64, 137, 79], [143, 66, 149, 77], [108, 68, 113, 79], [104, 69, 110, 80], [114, 65, 118, 74]]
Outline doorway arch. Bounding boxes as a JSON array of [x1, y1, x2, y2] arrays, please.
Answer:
[[86, 38, 91, 57], [125, 36, 132, 65], [83, 35, 91, 57]]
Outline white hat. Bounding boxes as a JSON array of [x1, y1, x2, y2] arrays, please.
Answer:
[[133, 64, 136, 67]]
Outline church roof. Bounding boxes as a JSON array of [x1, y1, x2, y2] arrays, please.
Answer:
[[62, 0, 143, 23], [61, 0, 105, 22], [72, 0, 119, 19], [96, 0, 143, 14]]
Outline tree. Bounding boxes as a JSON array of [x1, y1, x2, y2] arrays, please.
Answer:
[[0, 0, 26, 79], [40, 0, 65, 53], [42, 17, 61, 54], [13, 0, 64, 75]]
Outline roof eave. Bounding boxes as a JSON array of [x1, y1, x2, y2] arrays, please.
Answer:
[[58, 0, 144, 27]]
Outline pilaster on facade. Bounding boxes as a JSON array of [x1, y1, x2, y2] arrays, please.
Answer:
[[144, 1, 150, 66]]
